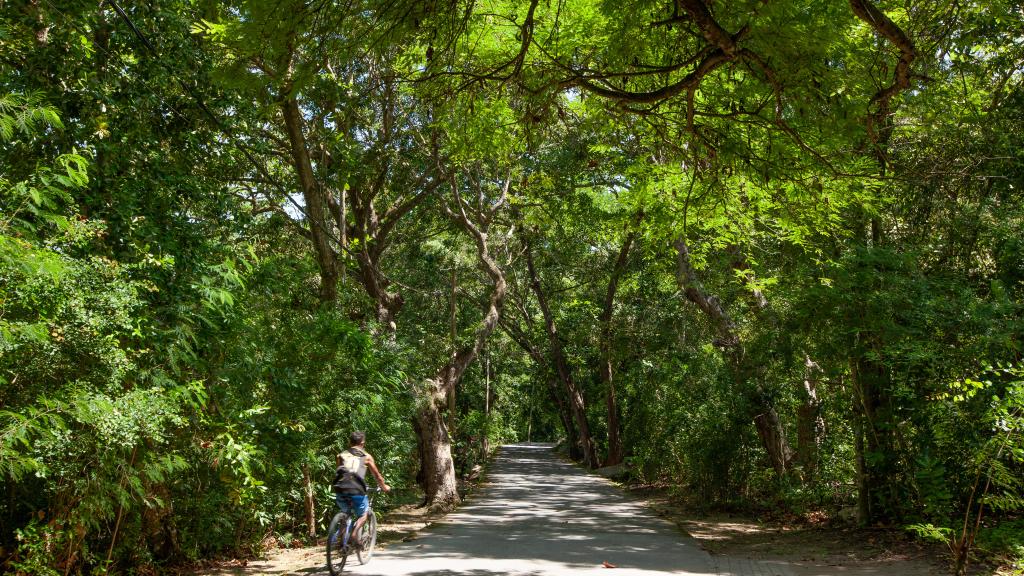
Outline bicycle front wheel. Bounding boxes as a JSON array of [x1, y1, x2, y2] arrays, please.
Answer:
[[356, 510, 377, 565], [326, 512, 350, 575]]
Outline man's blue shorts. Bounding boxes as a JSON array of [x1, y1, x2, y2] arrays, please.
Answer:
[[335, 493, 368, 518]]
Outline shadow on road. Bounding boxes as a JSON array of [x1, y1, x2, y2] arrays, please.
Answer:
[[195, 444, 717, 576], [347, 443, 715, 575]]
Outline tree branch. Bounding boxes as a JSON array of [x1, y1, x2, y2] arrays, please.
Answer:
[[849, 0, 917, 156]]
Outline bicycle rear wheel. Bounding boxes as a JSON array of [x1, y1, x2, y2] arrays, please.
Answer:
[[356, 510, 377, 565], [326, 512, 350, 575]]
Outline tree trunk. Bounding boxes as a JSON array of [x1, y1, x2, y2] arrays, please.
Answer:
[[107, 446, 138, 566], [415, 378, 460, 511], [842, 0, 915, 522], [850, 362, 871, 524], [848, 0, 917, 165], [417, 174, 509, 509], [524, 236, 598, 468], [554, 385, 581, 459], [343, 183, 436, 488], [753, 407, 794, 477], [482, 354, 491, 457], [348, 200, 403, 334], [500, 318, 579, 456], [599, 231, 634, 467], [141, 483, 180, 561], [850, 350, 899, 523], [604, 376, 624, 467], [674, 238, 794, 475], [448, 268, 458, 436], [411, 416, 428, 502], [28, 0, 51, 45], [281, 96, 338, 303], [554, 350, 597, 467], [302, 463, 316, 538], [796, 355, 825, 480], [731, 244, 822, 480]]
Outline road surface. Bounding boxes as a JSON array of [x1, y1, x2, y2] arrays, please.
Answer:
[[333, 443, 781, 576]]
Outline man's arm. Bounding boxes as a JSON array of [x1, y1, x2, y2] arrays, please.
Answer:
[[365, 454, 391, 492]]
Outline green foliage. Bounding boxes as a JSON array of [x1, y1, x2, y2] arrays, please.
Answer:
[[905, 522, 954, 544], [2, 1, 1024, 574], [0, 92, 62, 141], [9, 520, 62, 576], [975, 519, 1024, 565]]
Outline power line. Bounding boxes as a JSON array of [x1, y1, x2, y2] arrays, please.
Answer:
[[40, 0, 196, 135], [106, 0, 157, 53]]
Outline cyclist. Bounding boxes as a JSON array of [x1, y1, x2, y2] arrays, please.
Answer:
[[333, 431, 390, 548]]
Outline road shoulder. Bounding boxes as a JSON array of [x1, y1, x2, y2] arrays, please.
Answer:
[[628, 485, 944, 576]]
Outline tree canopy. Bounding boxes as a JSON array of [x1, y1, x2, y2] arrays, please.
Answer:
[[1, 0, 1023, 574]]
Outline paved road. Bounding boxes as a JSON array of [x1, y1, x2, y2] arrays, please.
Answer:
[[331, 443, 771, 576]]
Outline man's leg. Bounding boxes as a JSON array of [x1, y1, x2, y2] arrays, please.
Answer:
[[348, 495, 370, 547], [351, 511, 369, 546], [333, 495, 355, 549]]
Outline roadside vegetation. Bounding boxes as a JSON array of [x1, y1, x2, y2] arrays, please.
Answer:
[[1, 1, 1022, 574]]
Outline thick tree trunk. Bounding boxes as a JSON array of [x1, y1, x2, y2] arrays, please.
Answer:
[[604, 376, 624, 467], [141, 483, 180, 561], [347, 200, 403, 334], [448, 268, 458, 436], [411, 416, 428, 500], [753, 406, 795, 477], [554, 350, 596, 467], [850, 350, 899, 524], [674, 238, 794, 475], [343, 183, 437, 491], [848, 0, 917, 159], [842, 1, 915, 522], [416, 175, 509, 509], [415, 379, 460, 511], [524, 237, 598, 468], [850, 362, 871, 524], [796, 355, 825, 480], [731, 245, 824, 480], [346, 178, 433, 334], [280, 73, 463, 515], [351, 237, 404, 334], [555, 386, 581, 459]]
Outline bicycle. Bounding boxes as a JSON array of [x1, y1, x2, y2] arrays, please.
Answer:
[[326, 487, 380, 575]]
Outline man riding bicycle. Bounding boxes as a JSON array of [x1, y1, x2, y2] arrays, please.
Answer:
[[333, 431, 390, 548]]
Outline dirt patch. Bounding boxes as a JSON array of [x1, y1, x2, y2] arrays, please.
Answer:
[[186, 464, 492, 575], [185, 502, 453, 576], [634, 486, 949, 576], [373, 502, 449, 547]]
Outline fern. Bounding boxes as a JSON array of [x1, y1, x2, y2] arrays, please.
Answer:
[[948, 369, 1024, 575], [0, 402, 68, 481], [0, 92, 63, 141]]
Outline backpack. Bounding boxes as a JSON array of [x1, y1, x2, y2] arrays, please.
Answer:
[[331, 448, 368, 495]]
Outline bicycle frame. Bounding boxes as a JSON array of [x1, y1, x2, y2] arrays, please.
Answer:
[[336, 487, 380, 548], [327, 486, 381, 575]]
